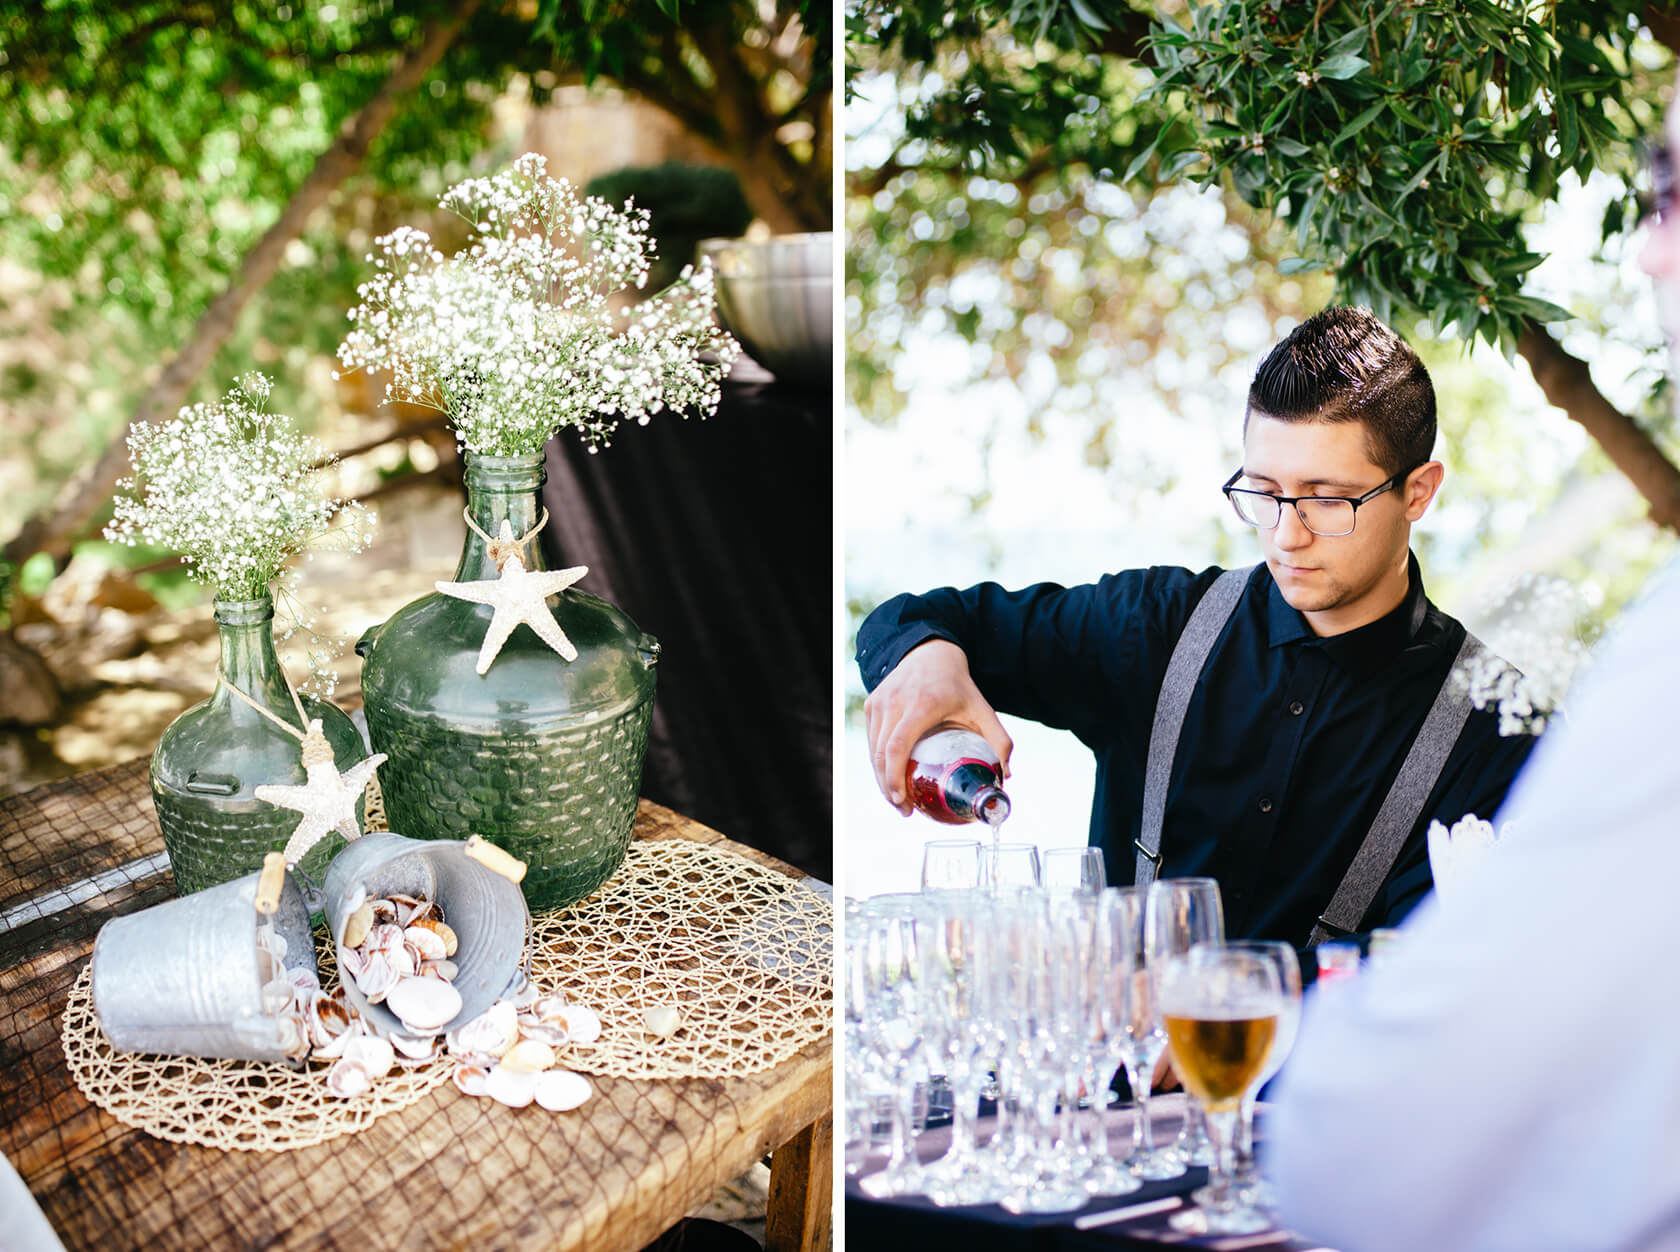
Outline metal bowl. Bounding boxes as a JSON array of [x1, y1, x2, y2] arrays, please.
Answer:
[[698, 232, 832, 389]]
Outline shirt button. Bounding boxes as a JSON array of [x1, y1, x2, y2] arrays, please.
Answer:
[[1258, 796, 1274, 814], [1289, 700, 1304, 716]]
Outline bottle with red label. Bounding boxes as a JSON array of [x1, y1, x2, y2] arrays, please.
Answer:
[[905, 727, 1011, 827]]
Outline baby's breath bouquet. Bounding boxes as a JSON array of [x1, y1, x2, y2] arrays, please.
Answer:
[[104, 373, 373, 694], [335, 152, 740, 455]]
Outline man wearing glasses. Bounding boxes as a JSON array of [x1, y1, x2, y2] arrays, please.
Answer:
[[857, 306, 1536, 961], [1268, 88, 1680, 1252]]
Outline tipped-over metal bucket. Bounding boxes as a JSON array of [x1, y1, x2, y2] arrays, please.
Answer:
[[91, 856, 316, 1063], [322, 832, 528, 1038]]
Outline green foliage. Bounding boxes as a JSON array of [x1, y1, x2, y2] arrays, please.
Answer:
[[1143, 0, 1664, 352]]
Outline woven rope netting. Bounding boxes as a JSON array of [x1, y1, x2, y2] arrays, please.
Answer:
[[61, 833, 831, 1151]]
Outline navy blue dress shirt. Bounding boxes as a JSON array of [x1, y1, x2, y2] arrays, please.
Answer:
[[856, 556, 1538, 950]]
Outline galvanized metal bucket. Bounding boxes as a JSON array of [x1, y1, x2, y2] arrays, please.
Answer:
[[322, 833, 529, 1039], [91, 853, 316, 1063]]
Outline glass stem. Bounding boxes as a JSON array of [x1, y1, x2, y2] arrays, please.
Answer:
[[1204, 1106, 1241, 1209], [887, 1075, 917, 1178], [1125, 1053, 1159, 1156], [1095, 1059, 1122, 1161], [1234, 1091, 1258, 1186]]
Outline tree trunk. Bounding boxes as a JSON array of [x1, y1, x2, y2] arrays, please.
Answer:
[[1516, 320, 1680, 533], [0, 0, 481, 573]]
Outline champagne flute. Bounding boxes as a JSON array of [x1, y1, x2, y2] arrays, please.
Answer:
[[983, 841, 1041, 891], [857, 894, 929, 1198], [1104, 886, 1184, 1181], [1146, 877, 1225, 1167], [1042, 846, 1106, 894], [1084, 887, 1147, 1197], [1159, 945, 1282, 1235], [921, 838, 984, 890]]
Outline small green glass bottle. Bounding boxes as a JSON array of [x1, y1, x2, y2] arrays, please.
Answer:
[[357, 452, 659, 911], [150, 594, 367, 895]]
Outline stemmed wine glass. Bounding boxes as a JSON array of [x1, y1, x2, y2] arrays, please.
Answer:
[[1203, 940, 1301, 1210], [857, 894, 929, 1198], [921, 839, 984, 890], [1103, 885, 1183, 1181], [915, 890, 1008, 1207], [1042, 846, 1106, 894], [1158, 944, 1285, 1235], [1082, 887, 1147, 1197], [1146, 877, 1225, 1167], [983, 841, 1041, 891]]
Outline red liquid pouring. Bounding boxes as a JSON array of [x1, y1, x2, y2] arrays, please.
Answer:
[[905, 728, 1011, 827]]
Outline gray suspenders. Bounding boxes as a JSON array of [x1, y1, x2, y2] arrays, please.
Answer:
[[1132, 564, 1484, 947]]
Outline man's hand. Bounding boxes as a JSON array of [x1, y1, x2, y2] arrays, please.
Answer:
[[863, 639, 1013, 814]]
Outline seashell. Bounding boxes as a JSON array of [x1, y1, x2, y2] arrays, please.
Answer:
[[555, 1004, 603, 1045], [484, 1065, 539, 1108], [354, 953, 399, 1004], [530, 995, 569, 1024], [410, 918, 458, 957], [405, 924, 448, 962], [534, 1069, 592, 1112], [260, 977, 294, 1017], [499, 1039, 556, 1074], [430, 960, 459, 982], [326, 1057, 372, 1098], [453, 1064, 491, 1097], [288, 965, 321, 992], [256, 926, 288, 960], [519, 1022, 570, 1049], [337, 946, 365, 980], [341, 901, 376, 951], [386, 975, 463, 1034], [389, 1032, 439, 1061], [277, 1015, 309, 1062], [343, 1034, 396, 1079], [364, 922, 404, 953], [643, 1006, 682, 1038], [369, 898, 398, 924], [389, 894, 427, 926]]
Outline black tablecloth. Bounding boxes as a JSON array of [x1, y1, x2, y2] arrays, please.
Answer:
[[846, 1098, 1333, 1252], [540, 358, 831, 879]]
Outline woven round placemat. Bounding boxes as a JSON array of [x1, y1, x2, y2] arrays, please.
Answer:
[[60, 931, 453, 1153], [60, 834, 831, 1150], [528, 839, 832, 1080]]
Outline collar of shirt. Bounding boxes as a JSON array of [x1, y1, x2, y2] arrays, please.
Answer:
[[1265, 552, 1436, 677]]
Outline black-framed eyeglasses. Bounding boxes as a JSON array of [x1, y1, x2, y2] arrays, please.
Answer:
[[1221, 464, 1418, 537], [1642, 140, 1677, 225]]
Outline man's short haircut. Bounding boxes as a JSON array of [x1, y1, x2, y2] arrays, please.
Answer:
[[1245, 306, 1436, 476]]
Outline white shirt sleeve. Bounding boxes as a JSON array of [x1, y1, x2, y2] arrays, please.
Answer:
[[1269, 558, 1680, 1252]]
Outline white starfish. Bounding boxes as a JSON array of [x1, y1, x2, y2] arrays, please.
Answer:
[[254, 720, 387, 866], [435, 520, 588, 674]]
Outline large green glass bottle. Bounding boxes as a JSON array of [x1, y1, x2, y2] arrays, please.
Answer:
[[356, 452, 658, 911], [150, 594, 367, 894]]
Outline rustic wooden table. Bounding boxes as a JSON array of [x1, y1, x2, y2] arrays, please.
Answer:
[[0, 758, 833, 1252]]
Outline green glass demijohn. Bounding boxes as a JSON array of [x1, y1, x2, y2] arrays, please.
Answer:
[[150, 594, 368, 895], [356, 452, 659, 911]]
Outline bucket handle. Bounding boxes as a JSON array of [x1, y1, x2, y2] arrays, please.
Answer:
[[464, 835, 528, 884], [253, 852, 287, 915]]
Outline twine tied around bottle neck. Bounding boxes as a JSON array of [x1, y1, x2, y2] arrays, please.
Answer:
[[462, 506, 550, 571], [217, 667, 334, 766]]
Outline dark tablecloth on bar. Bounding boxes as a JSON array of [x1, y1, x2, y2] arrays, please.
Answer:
[[540, 357, 831, 879], [846, 1098, 1334, 1252]]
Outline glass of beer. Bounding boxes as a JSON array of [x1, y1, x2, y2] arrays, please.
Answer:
[[1158, 944, 1284, 1235]]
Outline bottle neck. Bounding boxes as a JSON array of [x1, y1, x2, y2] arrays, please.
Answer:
[[456, 452, 549, 581], [212, 594, 303, 730]]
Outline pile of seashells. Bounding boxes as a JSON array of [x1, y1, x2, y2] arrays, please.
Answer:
[[255, 893, 599, 1110]]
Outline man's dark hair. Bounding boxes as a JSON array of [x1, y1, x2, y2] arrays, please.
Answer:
[[1246, 306, 1436, 475]]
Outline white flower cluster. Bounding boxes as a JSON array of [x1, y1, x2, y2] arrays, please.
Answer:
[[1453, 573, 1592, 737], [336, 152, 740, 456], [104, 374, 375, 694]]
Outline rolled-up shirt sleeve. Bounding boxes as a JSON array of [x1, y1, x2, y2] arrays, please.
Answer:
[[1269, 560, 1680, 1252]]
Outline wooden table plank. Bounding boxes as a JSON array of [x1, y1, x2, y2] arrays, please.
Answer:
[[0, 760, 833, 1251]]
